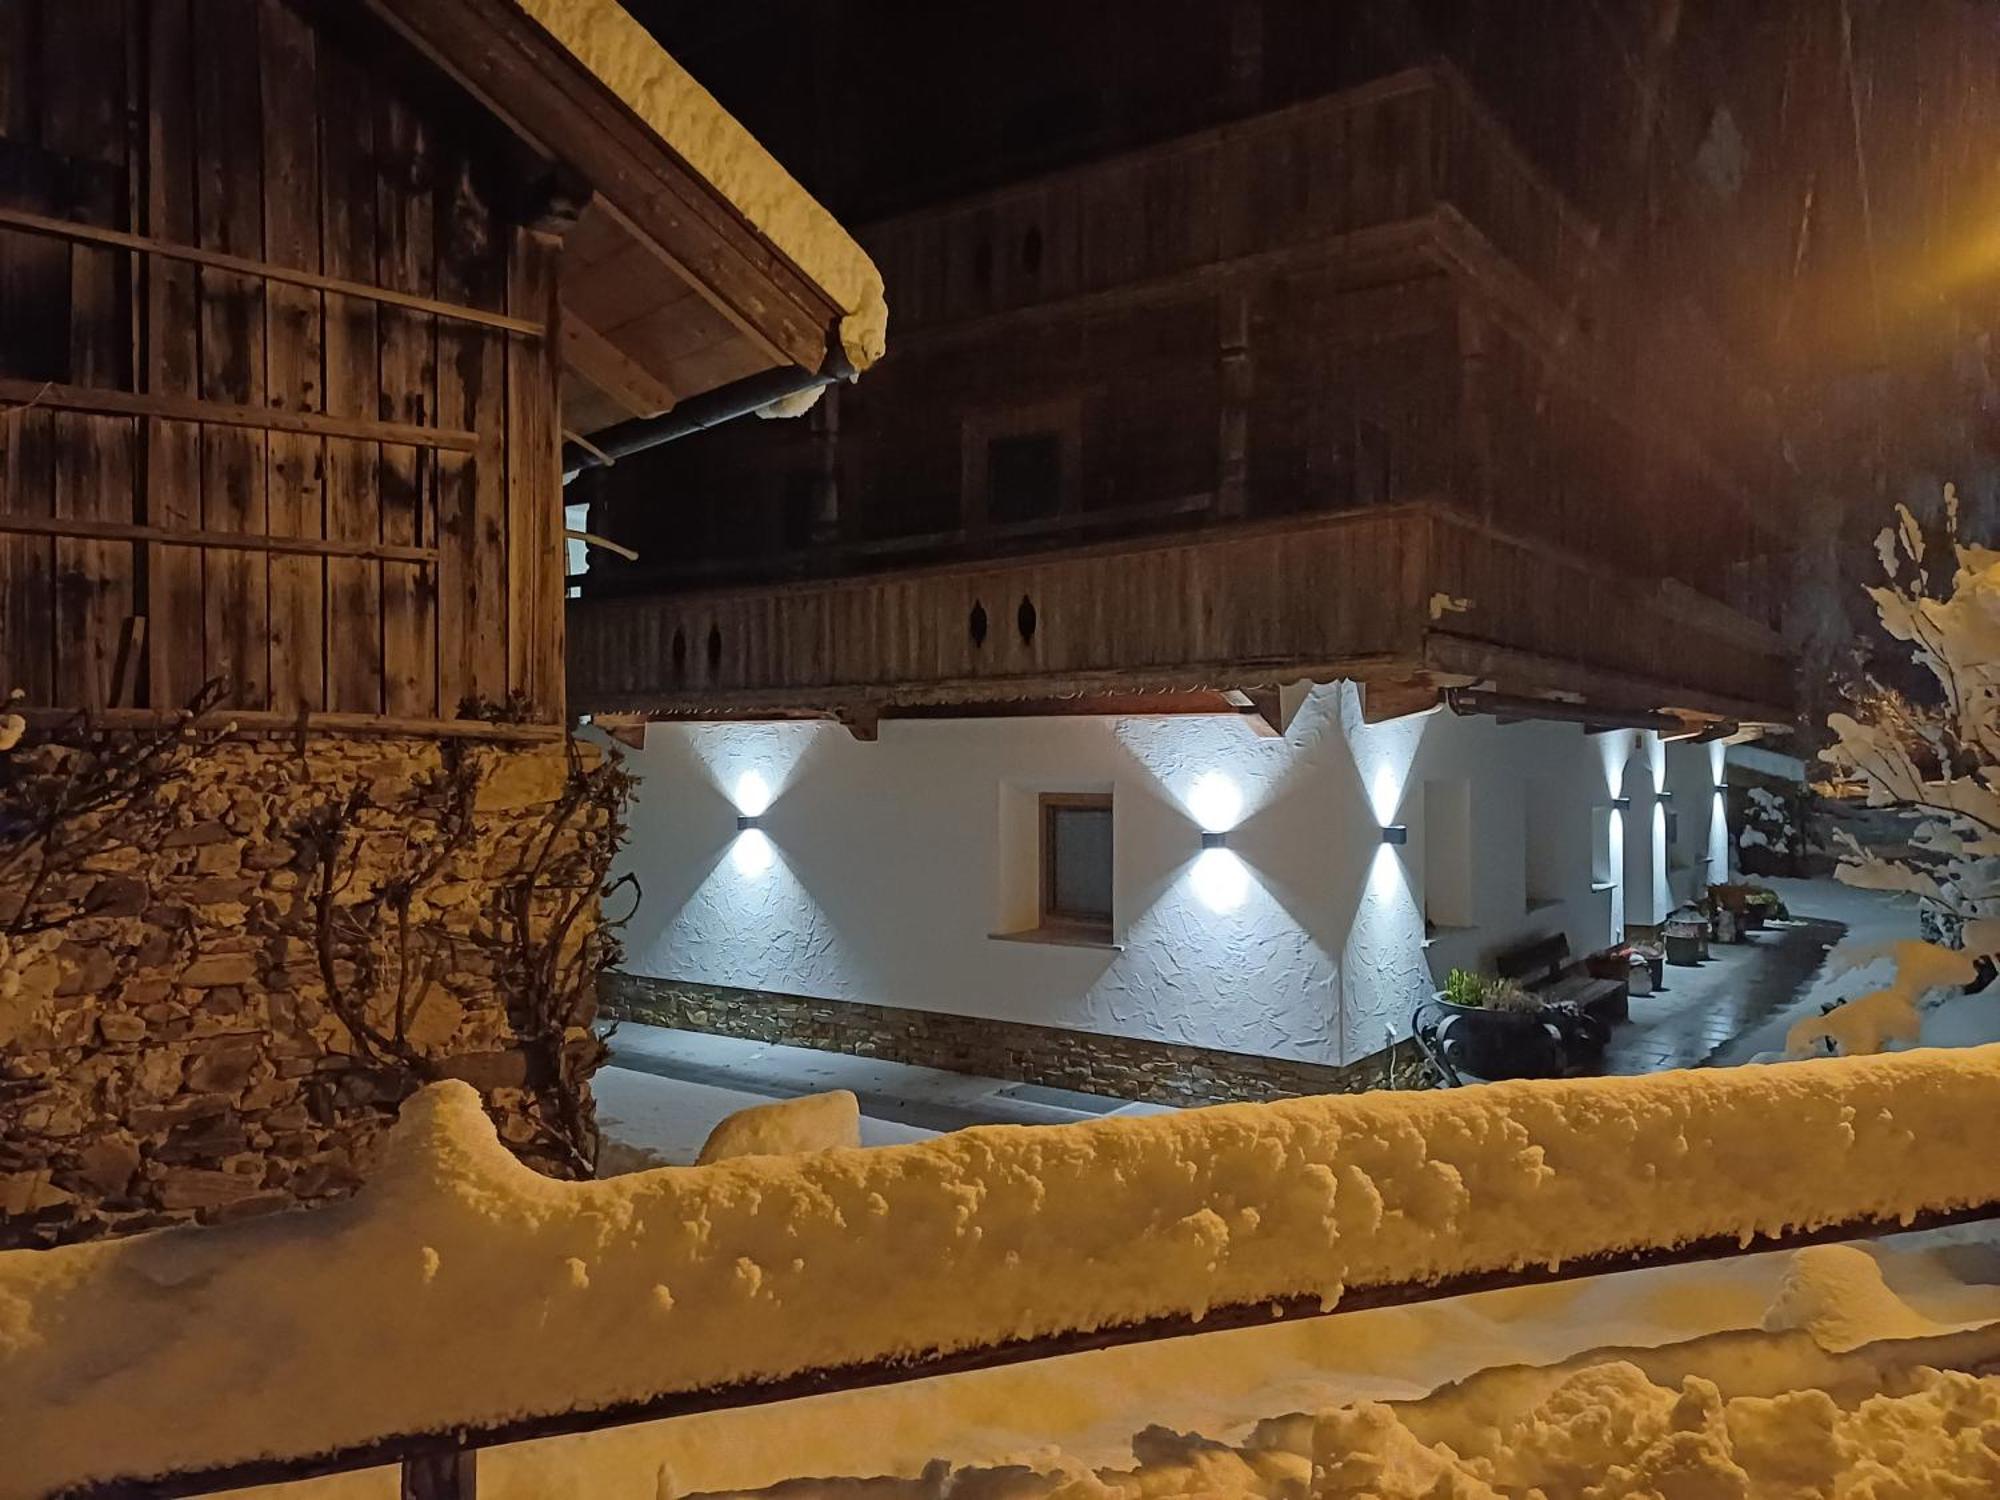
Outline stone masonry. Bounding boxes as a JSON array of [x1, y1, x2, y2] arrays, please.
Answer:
[[602, 973, 1411, 1107], [0, 735, 606, 1247]]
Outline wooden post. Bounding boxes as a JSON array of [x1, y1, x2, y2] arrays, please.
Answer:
[[1216, 285, 1251, 519], [400, 1449, 475, 1500], [809, 383, 840, 547]]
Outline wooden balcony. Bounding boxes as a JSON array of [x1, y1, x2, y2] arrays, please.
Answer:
[[567, 504, 1790, 730]]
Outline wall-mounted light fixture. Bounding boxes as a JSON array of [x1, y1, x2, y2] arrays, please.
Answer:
[[1187, 772, 1243, 836], [1380, 824, 1409, 846], [736, 813, 764, 832], [1656, 790, 1674, 801], [1201, 830, 1229, 850], [1610, 796, 1633, 811]]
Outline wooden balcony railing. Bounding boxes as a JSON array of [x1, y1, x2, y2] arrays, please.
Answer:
[[567, 503, 1790, 724]]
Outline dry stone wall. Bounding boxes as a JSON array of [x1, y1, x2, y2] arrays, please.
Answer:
[[0, 734, 608, 1247]]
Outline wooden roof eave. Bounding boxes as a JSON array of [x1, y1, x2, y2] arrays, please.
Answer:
[[361, 0, 845, 381]]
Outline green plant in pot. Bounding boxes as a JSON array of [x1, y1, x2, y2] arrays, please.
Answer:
[[1433, 969, 1565, 1079]]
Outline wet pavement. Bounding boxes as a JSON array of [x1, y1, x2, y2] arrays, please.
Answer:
[[1596, 915, 1848, 1074]]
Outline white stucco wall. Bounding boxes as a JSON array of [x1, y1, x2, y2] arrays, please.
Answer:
[[613, 686, 1714, 1068]]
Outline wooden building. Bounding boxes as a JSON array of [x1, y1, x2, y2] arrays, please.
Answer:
[[570, 64, 1788, 737], [0, 0, 881, 1243], [0, 0, 876, 731]]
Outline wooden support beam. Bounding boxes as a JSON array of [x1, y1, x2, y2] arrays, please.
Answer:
[[110, 616, 147, 709], [401, 1450, 475, 1500], [0, 205, 543, 335], [1362, 678, 1443, 724], [0, 512, 438, 564], [1241, 680, 1314, 737], [835, 705, 879, 742], [559, 305, 674, 418], [11, 706, 561, 742], [0, 376, 481, 452]]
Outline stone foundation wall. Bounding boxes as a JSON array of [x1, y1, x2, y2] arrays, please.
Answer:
[[602, 974, 1408, 1107], [0, 735, 606, 1247]]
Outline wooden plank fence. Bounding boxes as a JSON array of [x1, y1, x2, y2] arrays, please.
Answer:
[[0, 0, 568, 729]]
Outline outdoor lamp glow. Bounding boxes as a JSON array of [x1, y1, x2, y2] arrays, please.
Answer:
[[1187, 772, 1243, 834]]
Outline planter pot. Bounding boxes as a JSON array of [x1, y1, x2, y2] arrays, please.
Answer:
[[1664, 931, 1703, 966], [1430, 996, 1564, 1081]]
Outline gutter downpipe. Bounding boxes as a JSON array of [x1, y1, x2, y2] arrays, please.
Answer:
[[562, 330, 856, 478]]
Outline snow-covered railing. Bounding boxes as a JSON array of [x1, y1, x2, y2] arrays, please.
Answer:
[[11, 1049, 2000, 1499]]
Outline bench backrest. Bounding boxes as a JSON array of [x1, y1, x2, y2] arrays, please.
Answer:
[[1495, 932, 1571, 985]]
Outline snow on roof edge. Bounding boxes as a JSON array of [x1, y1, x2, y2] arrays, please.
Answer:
[[515, 0, 887, 374]]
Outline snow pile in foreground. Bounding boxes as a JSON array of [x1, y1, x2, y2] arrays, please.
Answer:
[[1099, 1361, 2000, 1499], [515, 0, 888, 371], [682, 1247, 2000, 1500], [696, 1089, 860, 1164], [7, 1049, 2000, 1495]]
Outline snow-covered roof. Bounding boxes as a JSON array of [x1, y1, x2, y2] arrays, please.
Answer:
[[7, 1048, 2000, 1495], [516, 0, 887, 373]]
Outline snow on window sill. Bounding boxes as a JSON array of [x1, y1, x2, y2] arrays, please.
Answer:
[[989, 927, 1124, 953]]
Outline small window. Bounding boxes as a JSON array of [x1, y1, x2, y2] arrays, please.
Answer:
[[962, 399, 1080, 534], [1040, 793, 1113, 940], [987, 432, 1063, 525]]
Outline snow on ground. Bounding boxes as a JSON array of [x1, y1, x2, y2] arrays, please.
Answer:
[[592, 1065, 933, 1174], [695, 1089, 860, 1164], [213, 1225, 2000, 1499], [1717, 877, 2000, 1063], [12, 1047, 2000, 1495]]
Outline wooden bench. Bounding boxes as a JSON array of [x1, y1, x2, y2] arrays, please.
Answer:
[[1495, 932, 1629, 1025]]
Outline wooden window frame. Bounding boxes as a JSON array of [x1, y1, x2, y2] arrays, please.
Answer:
[[961, 397, 1083, 537], [1038, 791, 1114, 942]]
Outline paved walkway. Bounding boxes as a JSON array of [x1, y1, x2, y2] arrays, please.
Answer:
[[595, 880, 1904, 1169], [1597, 914, 1848, 1074], [596, 1023, 1170, 1171]]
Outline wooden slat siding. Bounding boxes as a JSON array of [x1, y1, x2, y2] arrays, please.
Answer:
[[193, 0, 268, 709], [144, 0, 203, 710], [319, 42, 384, 715], [0, 206, 545, 336], [259, 0, 325, 715], [0, 7, 61, 706], [0, 3, 33, 143], [434, 151, 509, 714], [0, 410, 56, 702], [505, 229, 560, 719], [44, 0, 134, 711], [375, 88, 437, 718], [569, 507, 1789, 721]]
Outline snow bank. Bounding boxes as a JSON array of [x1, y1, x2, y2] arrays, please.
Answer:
[[8, 1048, 2000, 1495], [516, 0, 888, 371], [695, 1090, 861, 1164]]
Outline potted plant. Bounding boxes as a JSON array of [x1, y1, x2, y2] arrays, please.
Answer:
[[1663, 907, 1708, 966], [1587, 942, 1662, 996], [1429, 969, 1566, 1080], [1744, 885, 1787, 925]]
